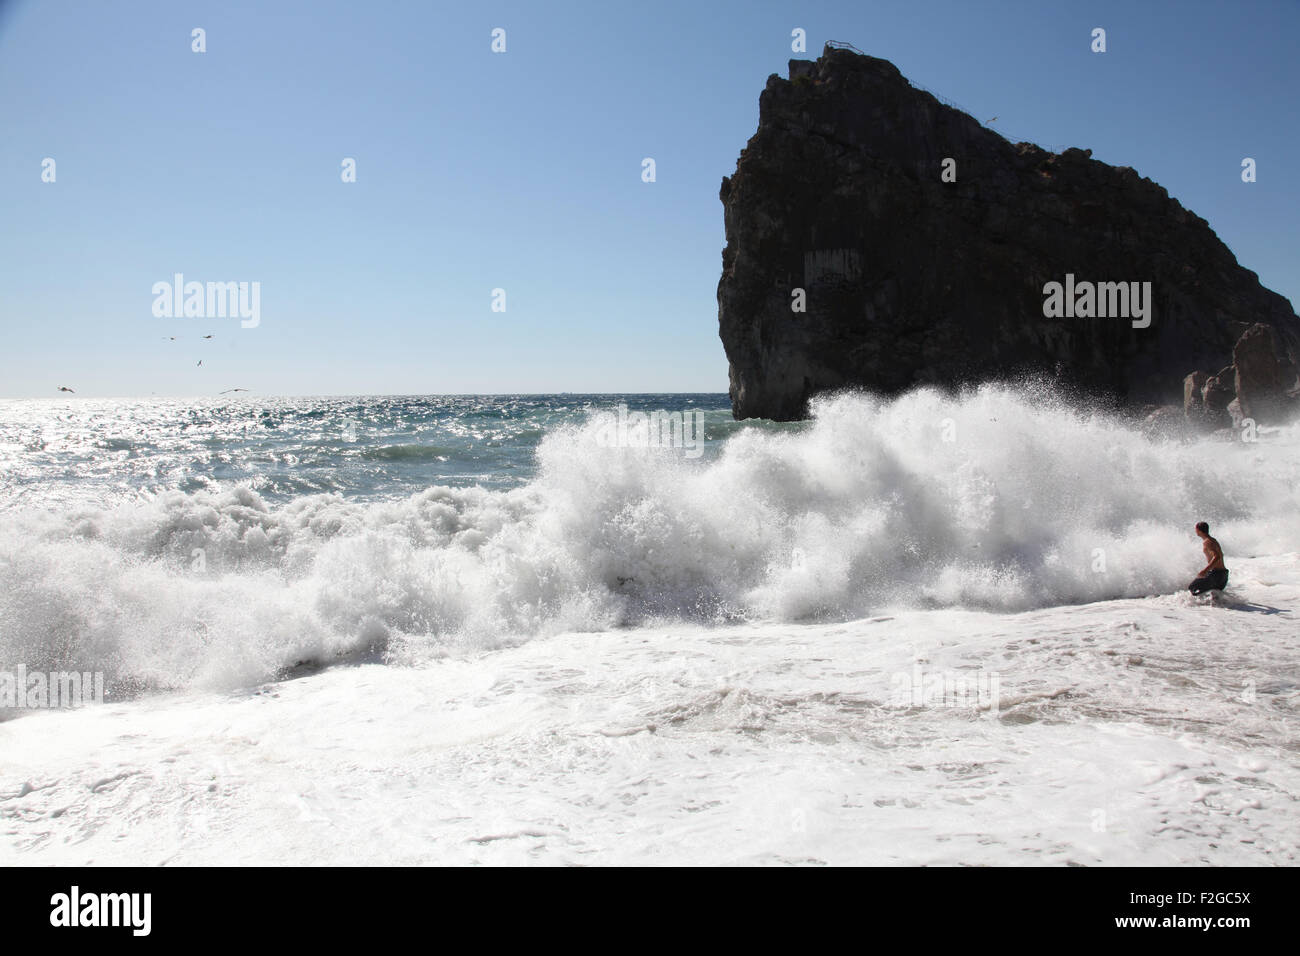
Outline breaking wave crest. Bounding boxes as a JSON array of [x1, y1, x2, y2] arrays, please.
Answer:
[[2, 386, 1297, 694]]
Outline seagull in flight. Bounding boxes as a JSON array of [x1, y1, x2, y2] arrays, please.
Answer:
[[220, 387, 249, 394], [57, 385, 75, 393], [202, 334, 213, 339]]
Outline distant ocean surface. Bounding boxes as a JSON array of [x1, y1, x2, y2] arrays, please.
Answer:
[[0, 394, 739, 509]]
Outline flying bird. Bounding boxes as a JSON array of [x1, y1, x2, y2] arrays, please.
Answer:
[[197, 360, 202, 367], [220, 387, 249, 394], [987, 116, 998, 124], [57, 385, 75, 393], [202, 334, 213, 339]]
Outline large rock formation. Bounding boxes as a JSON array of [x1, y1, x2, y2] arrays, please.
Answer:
[[1232, 323, 1297, 422], [718, 44, 1300, 421]]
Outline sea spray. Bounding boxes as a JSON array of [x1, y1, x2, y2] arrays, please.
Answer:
[[0, 386, 1296, 696]]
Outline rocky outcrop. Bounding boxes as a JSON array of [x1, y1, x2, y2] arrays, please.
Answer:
[[1203, 367, 1235, 415], [718, 44, 1300, 421], [1233, 323, 1298, 423], [1183, 371, 1209, 416], [1183, 370, 1221, 429]]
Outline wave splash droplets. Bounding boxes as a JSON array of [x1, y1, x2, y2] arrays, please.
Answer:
[[1, 386, 1294, 695]]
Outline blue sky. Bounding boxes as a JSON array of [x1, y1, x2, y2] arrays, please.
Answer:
[[1, 0, 1296, 397]]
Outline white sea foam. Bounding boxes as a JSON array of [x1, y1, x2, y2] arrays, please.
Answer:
[[1, 386, 1297, 694]]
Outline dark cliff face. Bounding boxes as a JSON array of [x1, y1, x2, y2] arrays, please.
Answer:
[[717, 45, 1300, 421]]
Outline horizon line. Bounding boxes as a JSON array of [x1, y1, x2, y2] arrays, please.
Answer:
[[0, 390, 734, 401]]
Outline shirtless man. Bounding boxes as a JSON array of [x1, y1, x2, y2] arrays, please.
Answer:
[[1188, 521, 1229, 595]]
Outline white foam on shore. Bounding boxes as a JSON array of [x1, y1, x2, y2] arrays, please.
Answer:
[[2, 550, 1296, 866]]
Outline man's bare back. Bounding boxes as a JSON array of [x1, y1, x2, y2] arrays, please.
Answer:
[[1200, 535, 1225, 574]]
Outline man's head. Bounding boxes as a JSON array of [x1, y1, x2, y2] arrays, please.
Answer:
[[1195, 521, 1210, 537]]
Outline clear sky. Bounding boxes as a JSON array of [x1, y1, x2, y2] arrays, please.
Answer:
[[1, 0, 1296, 398]]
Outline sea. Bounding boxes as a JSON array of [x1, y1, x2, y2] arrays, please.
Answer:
[[1, 386, 1297, 864]]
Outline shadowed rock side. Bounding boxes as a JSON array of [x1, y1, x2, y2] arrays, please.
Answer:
[[717, 44, 1300, 421]]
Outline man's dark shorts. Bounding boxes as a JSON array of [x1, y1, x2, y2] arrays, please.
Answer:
[[1189, 568, 1229, 595]]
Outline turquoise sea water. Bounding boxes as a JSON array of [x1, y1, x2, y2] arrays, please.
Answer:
[[0, 393, 742, 509]]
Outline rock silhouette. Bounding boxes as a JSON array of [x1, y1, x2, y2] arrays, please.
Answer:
[[717, 44, 1300, 421]]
